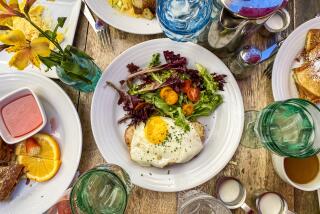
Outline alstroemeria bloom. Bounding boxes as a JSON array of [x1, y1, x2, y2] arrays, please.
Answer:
[[0, 0, 24, 19], [0, 29, 50, 70]]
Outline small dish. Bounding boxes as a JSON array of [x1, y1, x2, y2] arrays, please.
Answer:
[[0, 87, 47, 144]]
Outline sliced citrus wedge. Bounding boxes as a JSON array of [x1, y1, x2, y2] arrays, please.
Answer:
[[15, 133, 60, 160], [17, 155, 61, 182]]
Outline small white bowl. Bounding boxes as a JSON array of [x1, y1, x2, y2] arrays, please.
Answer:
[[0, 87, 47, 144]]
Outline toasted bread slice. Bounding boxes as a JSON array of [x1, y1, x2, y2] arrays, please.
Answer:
[[305, 29, 320, 52], [295, 83, 320, 104], [124, 121, 205, 148], [0, 164, 24, 200], [0, 138, 14, 164], [293, 64, 320, 103], [307, 43, 320, 61]]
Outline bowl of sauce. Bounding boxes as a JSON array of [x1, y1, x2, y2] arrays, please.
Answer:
[[0, 87, 47, 144]]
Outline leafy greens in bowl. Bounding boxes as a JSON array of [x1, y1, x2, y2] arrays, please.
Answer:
[[106, 51, 226, 131]]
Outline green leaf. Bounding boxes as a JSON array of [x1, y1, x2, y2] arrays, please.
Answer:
[[39, 30, 56, 41], [66, 72, 92, 84], [196, 63, 218, 94], [57, 17, 67, 28], [150, 70, 171, 84], [64, 45, 93, 60], [175, 108, 190, 131], [61, 60, 89, 76], [148, 53, 161, 67], [39, 56, 58, 69]]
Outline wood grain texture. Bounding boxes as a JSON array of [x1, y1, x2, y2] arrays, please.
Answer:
[[67, 0, 320, 213]]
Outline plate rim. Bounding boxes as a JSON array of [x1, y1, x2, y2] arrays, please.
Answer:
[[0, 71, 83, 213], [91, 38, 244, 192], [85, 0, 162, 35]]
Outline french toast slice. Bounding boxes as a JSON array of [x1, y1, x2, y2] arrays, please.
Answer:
[[292, 64, 320, 103], [305, 29, 320, 52]]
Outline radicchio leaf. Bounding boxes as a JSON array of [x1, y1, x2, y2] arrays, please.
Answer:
[[211, 73, 227, 91]]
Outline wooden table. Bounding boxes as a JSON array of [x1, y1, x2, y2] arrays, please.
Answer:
[[57, 0, 320, 213]]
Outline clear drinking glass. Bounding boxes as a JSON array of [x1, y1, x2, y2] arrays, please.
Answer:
[[178, 190, 232, 214], [156, 0, 221, 42], [70, 164, 132, 214], [241, 99, 320, 158]]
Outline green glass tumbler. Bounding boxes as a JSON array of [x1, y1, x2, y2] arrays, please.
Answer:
[[70, 164, 132, 214], [254, 99, 320, 158]]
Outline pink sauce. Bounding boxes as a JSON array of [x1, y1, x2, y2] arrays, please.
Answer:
[[1, 95, 43, 137]]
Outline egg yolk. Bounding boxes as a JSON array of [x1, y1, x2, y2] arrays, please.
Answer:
[[144, 116, 168, 144]]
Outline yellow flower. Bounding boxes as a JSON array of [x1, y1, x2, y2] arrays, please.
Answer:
[[0, 29, 50, 70]]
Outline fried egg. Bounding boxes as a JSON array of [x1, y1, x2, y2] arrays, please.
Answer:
[[130, 116, 203, 168]]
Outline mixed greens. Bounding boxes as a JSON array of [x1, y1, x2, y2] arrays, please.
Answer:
[[107, 51, 226, 131]]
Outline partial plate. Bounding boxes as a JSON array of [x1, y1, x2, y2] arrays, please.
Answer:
[[272, 17, 320, 105], [0, 0, 82, 79], [0, 72, 82, 214], [91, 38, 244, 192], [85, 0, 162, 35]]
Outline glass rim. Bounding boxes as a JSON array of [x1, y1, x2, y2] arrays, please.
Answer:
[[256, 191, 288, 213], [179, 192, 231, 213], [69, 168, 128, 214]]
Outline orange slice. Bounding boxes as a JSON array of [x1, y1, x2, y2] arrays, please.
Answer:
[[17, 155, 61, 182], [15, 133, 60, 160], [15, 133, 62, 182]]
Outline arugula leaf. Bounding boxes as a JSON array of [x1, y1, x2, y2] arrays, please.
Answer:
[[148, 53, 161, 67], [150, 70, 171, 84], [175, 107, 190, 131], [196, 63, 218, 94], [189, 92, 223, 120]]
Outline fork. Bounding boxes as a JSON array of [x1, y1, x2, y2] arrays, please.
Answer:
[[81, 0, 112, 49]]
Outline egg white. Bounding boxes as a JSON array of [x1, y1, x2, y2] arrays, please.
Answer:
[[130, 117, 203, 168]]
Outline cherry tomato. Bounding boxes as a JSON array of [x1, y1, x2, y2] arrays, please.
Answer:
[[165, 90, 178, 105], [187, 87, 200, 102], [182, 80, 192, 93], [182, 103, 194, 116], [160, 86, 173, 99], [160, 86, 178, 105]]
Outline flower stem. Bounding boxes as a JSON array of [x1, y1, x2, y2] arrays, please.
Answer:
[[25, 15, 63, 53]]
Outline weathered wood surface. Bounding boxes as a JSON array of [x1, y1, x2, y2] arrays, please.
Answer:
[[59, 0, 320, 213]]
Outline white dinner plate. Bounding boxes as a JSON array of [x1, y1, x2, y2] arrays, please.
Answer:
[[85, 0, 162, 35], [0, 72, 82, 214], [0, 0, 82, 79], [272, 17, 320, 105], [91, 38, 244, 192]]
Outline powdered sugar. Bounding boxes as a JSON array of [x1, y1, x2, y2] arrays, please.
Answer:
[[312, 60, 320, 81]]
